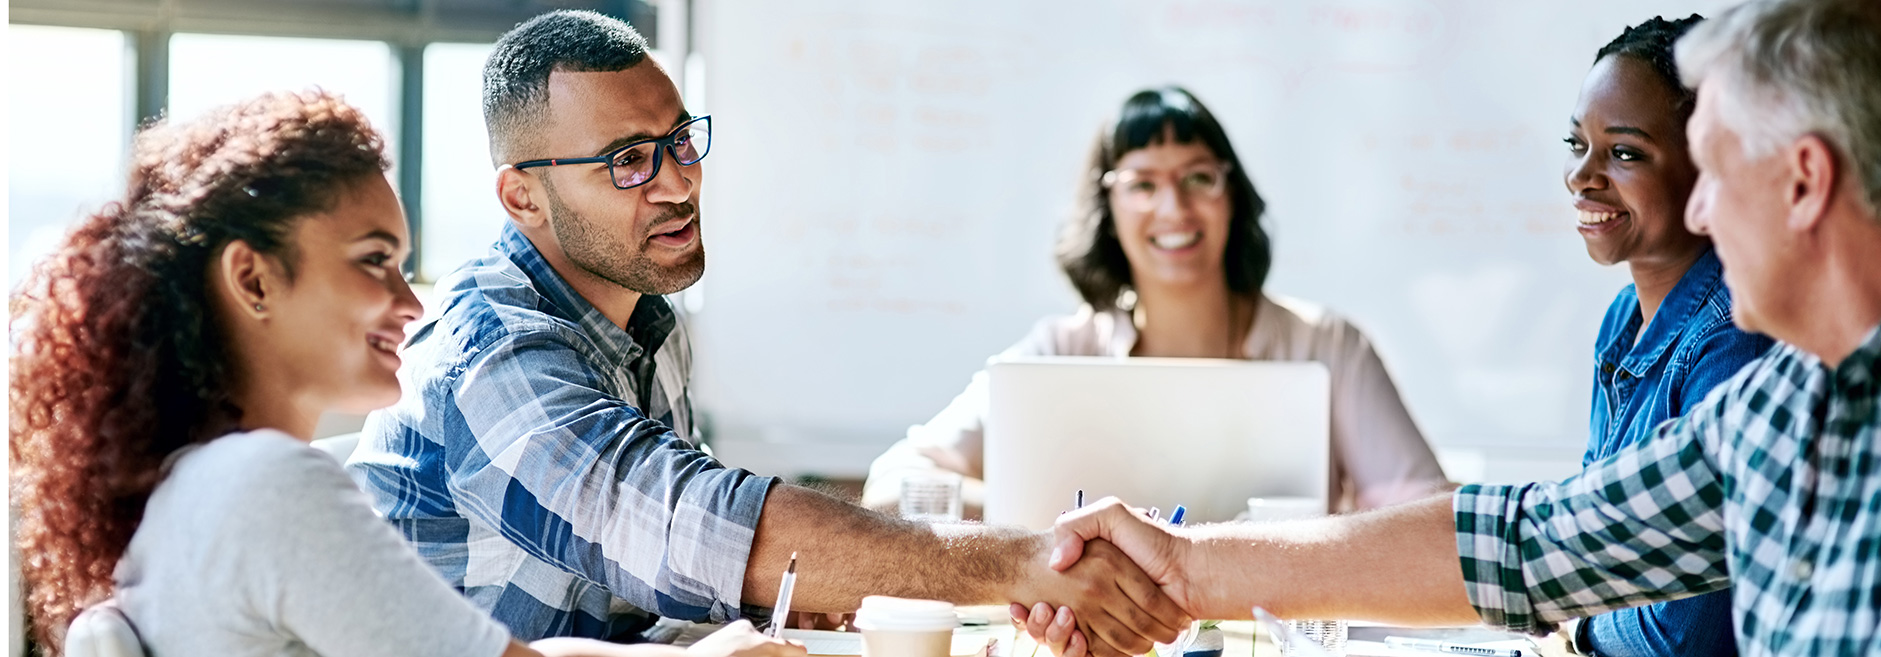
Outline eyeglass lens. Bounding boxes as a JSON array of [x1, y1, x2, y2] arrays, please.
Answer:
[[608, 119, 712, 188], [1110, 165, 1227, 210]]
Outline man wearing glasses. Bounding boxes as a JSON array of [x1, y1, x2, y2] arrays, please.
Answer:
[[348, 11, 1184, 657]]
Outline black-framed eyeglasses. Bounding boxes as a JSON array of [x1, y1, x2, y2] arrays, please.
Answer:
[[512, 115, 712, 190]]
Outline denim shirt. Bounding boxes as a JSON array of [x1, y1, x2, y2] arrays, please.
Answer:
[[1581, 248, 1773, 657]]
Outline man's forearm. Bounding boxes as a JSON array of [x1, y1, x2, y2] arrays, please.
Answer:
[[744, 483, 1041, 612], [1181, 494, 1478, 623]]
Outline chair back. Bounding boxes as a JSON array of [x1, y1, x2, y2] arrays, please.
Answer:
[[310, 432, 362, 464], [65, 598, 146, 657]]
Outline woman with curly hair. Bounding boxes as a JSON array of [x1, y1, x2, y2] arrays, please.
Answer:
[[10, 89, 801, 657]]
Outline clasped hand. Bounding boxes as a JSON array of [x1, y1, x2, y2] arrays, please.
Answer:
[[1012, 498, 1194, 657]]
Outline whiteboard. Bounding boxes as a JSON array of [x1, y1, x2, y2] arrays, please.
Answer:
[[690, 0, 1735, 476]]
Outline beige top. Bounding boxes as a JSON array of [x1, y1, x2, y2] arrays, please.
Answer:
[[863, 294, 1448, 513]]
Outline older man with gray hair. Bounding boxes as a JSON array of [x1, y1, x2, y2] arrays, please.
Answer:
[[1016, 0, 1881, 655]]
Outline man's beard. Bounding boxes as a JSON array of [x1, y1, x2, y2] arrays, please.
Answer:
[[543, 180, 704, 296]]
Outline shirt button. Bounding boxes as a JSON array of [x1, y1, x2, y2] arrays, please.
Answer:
[[1601, 363, 1616, 374], [1791, 560, 1814, 580]]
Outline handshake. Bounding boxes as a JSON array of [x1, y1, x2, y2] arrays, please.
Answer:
[[1000, 492, 1472, 656], [1003, 497, 1218, 657]]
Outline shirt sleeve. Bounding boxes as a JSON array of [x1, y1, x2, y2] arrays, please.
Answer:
[[1577, 315, 1757, 657], [862, 370, 991, 506], [1453, 398, 1733, 634], [1320, 318, 1450, 509], [226, 442, 513, 657], [860, 319, 1061, 508], [446, 328, 779, 622]]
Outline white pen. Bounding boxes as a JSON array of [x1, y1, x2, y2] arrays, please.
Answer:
[[768, 552, 798, 638], [1385, 636, 1528, 657]]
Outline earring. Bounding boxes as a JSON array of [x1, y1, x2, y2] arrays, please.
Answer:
[[253, 303, 265, 312]]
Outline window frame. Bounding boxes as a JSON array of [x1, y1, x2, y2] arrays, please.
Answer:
[[7, 0, 677, 281]]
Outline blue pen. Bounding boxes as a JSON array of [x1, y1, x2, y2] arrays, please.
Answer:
[[1159, 505, 1196, 655]]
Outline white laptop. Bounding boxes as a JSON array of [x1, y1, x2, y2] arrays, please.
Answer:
[[982, 356, 1330, 529]]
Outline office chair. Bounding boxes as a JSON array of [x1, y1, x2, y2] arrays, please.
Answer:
[[65, 598, 146, 657]]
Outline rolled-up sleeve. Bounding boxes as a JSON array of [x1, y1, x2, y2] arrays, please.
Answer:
[[1453, 404, 1732, 634], [446, 328, 777, 622], [862, 318, 1067, 509]]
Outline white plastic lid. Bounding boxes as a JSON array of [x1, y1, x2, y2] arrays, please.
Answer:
[[851, 596, 957, 632]]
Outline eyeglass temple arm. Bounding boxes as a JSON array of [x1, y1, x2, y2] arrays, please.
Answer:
[[513, 155, 611, 170]]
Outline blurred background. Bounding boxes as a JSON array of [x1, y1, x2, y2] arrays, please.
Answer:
[[9, 0, 1737, 494]]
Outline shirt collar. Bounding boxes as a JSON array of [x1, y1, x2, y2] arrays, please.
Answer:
[[1604, 248, 1727, 377], [1833, 322, 1881, 390], [498, 223, 675, 363], [1101, 294, 1275, 358]]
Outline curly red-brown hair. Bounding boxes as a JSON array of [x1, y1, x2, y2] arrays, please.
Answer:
[[10, 89, 389, 652]]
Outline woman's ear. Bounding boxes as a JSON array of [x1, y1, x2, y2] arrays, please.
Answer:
[[497, 165, 551, 229], [218, 240, 279, 319]]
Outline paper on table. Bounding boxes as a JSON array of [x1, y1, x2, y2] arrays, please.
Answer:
[[778, 628, 991, 656], [1345, 639, 1538, 657]]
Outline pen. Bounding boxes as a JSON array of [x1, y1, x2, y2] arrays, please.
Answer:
[[1076, 489, 1084, 509], [1163, 504, 1192, 653], [1385, 636, 1527, 657], [768, 552, 797, 638]]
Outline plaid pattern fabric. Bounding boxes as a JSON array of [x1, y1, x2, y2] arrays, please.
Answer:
[[349, 224, 777, 641], [1455, 326, 1881, 656]]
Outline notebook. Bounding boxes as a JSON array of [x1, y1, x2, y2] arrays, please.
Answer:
[[778, 628, 992, 656]]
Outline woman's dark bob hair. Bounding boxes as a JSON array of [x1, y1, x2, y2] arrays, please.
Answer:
[[1057, 86, 1271, 311]]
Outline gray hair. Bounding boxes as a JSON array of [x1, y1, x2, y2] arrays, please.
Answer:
[[1675, 0, 1881, 213]]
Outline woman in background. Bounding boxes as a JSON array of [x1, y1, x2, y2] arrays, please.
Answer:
[[864, 86, 1448, 520], [10, 90, 799, 657]]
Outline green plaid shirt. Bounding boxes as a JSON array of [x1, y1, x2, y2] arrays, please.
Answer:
[[1455, 324, 1881, 656]]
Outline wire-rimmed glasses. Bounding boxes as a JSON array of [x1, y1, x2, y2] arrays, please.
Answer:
[[1101, 161, 1233, 212], [512, 115, 712, 190]]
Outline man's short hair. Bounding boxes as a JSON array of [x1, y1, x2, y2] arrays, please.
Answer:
[[1676, 0, 1881, 213], [483, 10, 651, 165]]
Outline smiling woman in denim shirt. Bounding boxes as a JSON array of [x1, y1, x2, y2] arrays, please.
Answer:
[[1560, 15, 1774, 657]]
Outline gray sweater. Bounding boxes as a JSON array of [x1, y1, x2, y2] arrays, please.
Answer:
[[114, 431, 511, 657]]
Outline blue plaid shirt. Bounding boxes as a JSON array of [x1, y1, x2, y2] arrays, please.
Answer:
[[349, 225, 778, 641], [1456, 324, 1881, 656]]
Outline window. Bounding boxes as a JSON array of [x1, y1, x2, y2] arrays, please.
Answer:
[[8, 25, 129, 286], [8, 6, 663, 283], [167, 33, 399, 158], [420, 42, 506, 280]]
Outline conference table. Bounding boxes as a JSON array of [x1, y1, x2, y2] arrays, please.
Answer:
[[676, 605, 1556, 657]]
